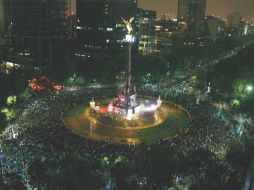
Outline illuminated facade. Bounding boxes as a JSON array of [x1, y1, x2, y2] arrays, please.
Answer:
[[137, 9, 156, 54], [155, 19, 179, 51], [76, 0, 138, 55]]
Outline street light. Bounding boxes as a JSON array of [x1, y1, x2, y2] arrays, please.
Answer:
[[246, 85, 253, 92]]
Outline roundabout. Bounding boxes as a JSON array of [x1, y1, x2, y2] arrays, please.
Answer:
[[62, 96, 190, 145], [62, 21, 190, 145]]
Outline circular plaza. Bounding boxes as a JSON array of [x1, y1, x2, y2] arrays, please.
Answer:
[[62, 96, 190, 145]]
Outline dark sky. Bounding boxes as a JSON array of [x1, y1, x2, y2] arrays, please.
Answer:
[[138, 0, 254, 19]]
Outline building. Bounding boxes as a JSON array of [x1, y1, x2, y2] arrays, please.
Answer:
[[76, 0, 138, 56], [177, 0, 207, 36], [3, 0, 67, 66], [155, 19, 179, 51], [242, 22, 254, 36], [137, 9, 156, 54], [67, 0, 76, 15], [205, 16, 225, 42], [187, 0, 206, 35], [226, 12, 241, 28], [226, 12, 242, 37], [1, 0, 12, 38], [177, 0, 188, 22], [246, 24, 254, 35], [66, 0, 77, 39], [0, 0, 4, 35], [0, 0, 13, 63]]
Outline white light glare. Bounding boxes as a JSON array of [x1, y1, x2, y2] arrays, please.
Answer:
[[246, 85, 253, 92]]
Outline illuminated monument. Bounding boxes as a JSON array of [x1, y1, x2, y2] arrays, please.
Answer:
[[63, 17, 190, 144], [118, 17, 140, 118], [90, 17, 162, 120]]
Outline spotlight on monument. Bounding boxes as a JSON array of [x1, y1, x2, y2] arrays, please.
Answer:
[[124, 34, 135, 43]]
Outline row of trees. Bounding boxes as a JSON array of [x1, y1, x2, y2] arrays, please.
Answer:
[[207, 43, 254, 115], [42, 36, 248, 86]]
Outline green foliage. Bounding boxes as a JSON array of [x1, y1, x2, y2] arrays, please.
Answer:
[[140, 73, 153, 84], [6, 95, 17, 106], [100, 156, 110, 168], [0, 95, 17, 124], [230, 99, 240, 107], [19, 89, 32, 102], [114, 155, 128, 164], [64, 75, 86, 86], [233, 79, 247, 99], [1, 108, 15, 121], [207, 43, 254, 114]]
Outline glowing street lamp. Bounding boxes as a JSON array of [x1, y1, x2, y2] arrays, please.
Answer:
[[246, 85, 253, 92]]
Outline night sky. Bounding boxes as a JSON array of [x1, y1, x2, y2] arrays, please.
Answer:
[[138, 0, 254, 19]]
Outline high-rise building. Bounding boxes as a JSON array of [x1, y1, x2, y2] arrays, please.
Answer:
[[0, 0, 13, 56], [68, 0, 76, 15], [76, 0, 138, 55], [1, 0, 12, 37], [155, 19, 179, 51], [245, 24, 254, 35], [226, 12, 241, 28], [4, 0, 67, 66], [0, 0, 4, 35], [177, 0, 188, 22], [226, 12, 242, 37], [205, 16, 225, 42], [66, 0, 77, 39], [177, 0, 206, 36], [137, 9, 156, 54], [187, 0, 206, 35]]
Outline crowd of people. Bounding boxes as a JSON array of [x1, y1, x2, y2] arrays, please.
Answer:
[[0, 86, 248, 189]]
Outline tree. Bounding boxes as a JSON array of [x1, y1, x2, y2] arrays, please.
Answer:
[[19, 89, 32, 103], [138, 146, 177, 189], [64, 75, 86, 86], [1, 108, 15, 122], [27, 160, 50, 188], [0, 112, 7, 132], [4, 172, 26, 190], [111, 162, 129, 189], [58, 156, 103, 190]]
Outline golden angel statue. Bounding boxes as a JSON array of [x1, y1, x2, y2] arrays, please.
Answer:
[[121, 17, 134, 34]]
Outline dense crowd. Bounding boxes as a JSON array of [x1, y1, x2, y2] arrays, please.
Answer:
[[0, 86, 247, 189]]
